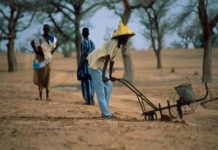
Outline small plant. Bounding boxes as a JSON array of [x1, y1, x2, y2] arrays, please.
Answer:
[[194, 71, 199, 76], [171, 67, 175, 73]]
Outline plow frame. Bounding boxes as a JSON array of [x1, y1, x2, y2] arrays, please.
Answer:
[[116, 78, 216, 121]]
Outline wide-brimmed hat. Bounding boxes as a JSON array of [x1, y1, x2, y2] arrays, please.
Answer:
[[112, 21, 135, 38]]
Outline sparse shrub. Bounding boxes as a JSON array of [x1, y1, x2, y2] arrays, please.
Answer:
[[194, 71, 199, 76], [171, 67, 175, 73]]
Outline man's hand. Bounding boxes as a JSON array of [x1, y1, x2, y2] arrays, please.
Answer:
[[110, 76, 117, 82], [102, 76, 109, 82]]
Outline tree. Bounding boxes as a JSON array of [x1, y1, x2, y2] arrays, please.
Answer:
[[177, 26, 193, 48], [0, 1, 35, 72], [47, 0, 104, 64], [139, 0, 175, 69], [176, 21, 204, 48], [174, 0, 218, 83], [198, 0, 218, 83], [106, 0, 155, 82], [170, 41, 184, 49]]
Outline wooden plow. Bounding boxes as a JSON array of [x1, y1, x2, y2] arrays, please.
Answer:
[[116, 78, 216, 121]]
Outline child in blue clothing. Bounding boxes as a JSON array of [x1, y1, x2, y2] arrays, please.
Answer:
[[78, 28, 95, 105]]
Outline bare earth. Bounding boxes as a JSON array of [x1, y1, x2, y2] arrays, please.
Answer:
[[0, 48, 218, 150]]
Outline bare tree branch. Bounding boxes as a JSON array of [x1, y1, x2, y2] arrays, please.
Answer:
[[82, 2, 104, 16], [16, 12, 35, 32], [131, 0, 155, 9], [0, 26, 8, 35], [198, 0, 208, 28], [71, 0, 85, 7], [48, 12, 71, 40], [210, 14, 218, 29], [51, 3, 75, 22], [0, 9, 9, 20], [14, 8, 23, 26], [2, 0, 45, 10], [174, 1, 198, 28], [0, 35, 8, 40], [110, 5, 123, 17], [50, 1, 75, 14], [103, 0, 123, 16]]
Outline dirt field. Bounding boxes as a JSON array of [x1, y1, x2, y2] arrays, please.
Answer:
[[0, 48, 218, 150]]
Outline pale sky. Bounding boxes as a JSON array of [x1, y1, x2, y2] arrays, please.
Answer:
[[87, 7, 150, 50]]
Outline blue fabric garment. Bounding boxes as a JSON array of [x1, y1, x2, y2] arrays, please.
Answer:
[[88, 67, 112, 117], [32, 58, 51, 69], [81, 79, 94, 104], [79, 39, 95, 104], [48, 35, 57, 48], [49, 35, 55, 43]]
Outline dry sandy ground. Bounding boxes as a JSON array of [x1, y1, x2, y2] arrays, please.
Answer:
[[0, 49, 218, 150]]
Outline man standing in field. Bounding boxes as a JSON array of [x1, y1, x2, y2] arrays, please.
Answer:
[[31, 24, 57, 100], [87, 21, 135, 119]]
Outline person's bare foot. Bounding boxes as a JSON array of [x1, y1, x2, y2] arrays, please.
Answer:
[[35, 97, 42, 100], [173, 118, 186, 123], [46, 97, 51, 101]]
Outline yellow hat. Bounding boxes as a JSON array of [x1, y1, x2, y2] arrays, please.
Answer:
[[112, 21, 135, 38]]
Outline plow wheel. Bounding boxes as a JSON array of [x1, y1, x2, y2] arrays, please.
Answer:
[[168, 91, 197, 117], [182, 99, 198, 115], [168, 91, 179, 118]]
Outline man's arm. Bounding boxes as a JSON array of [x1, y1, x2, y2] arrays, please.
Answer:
[[109, 60, 117, 82], [31, 40, 38, 54], [51, 41, 58, 54]]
